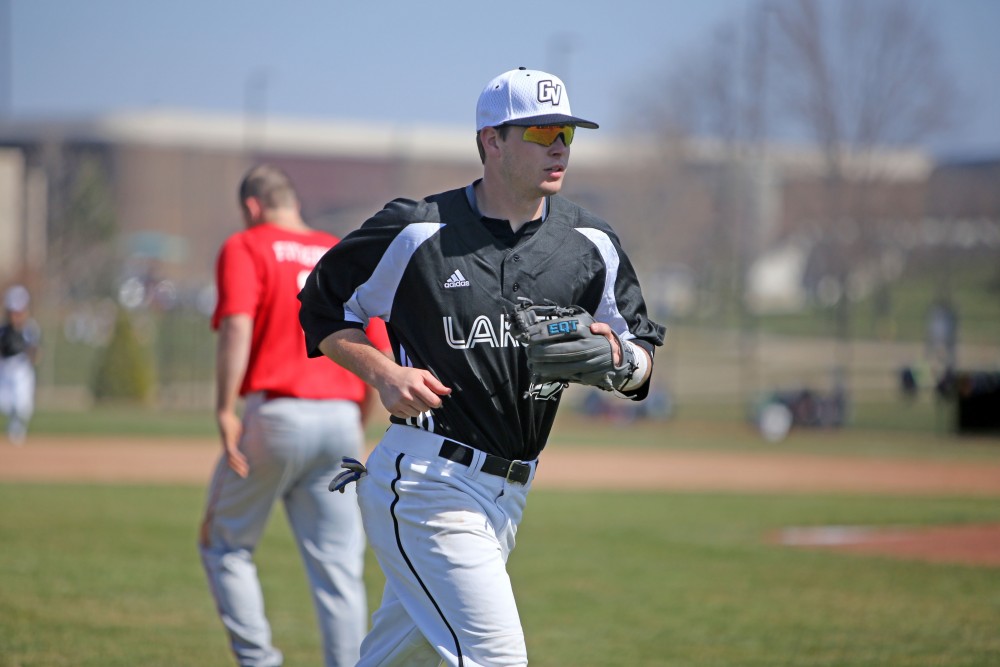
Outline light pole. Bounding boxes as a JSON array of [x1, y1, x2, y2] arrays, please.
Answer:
[[0, 0, 11, 117], [243, 69, 269, 155], [737, 1, 778, 406], [547, 32, 577, 86]]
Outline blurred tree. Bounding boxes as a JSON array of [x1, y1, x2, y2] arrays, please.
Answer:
[[640, 0, 957, 381], [770, 0, 953, 155], [768, 0, 955, 361], [49, 153, 120, 299], [91, 307, 154, 404]]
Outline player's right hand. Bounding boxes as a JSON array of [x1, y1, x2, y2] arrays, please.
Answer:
[[377, 366, 451, 419]]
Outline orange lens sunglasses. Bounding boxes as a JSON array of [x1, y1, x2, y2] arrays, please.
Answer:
[[521, 125, 575, 147]]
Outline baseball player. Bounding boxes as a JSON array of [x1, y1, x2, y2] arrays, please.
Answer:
[[198, 165, 390, 667], [0, 285, 41, 446], [298, 67, 666, 667]]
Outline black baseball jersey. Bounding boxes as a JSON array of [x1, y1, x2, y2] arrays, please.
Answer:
[[298, 183, 665, 461], [0, 322, 39, 359]]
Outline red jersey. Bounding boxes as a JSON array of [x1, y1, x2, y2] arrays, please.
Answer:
[[212, 222, 389, 402]]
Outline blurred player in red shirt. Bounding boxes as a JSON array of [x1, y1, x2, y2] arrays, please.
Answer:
[[199, 164, 389, 667]]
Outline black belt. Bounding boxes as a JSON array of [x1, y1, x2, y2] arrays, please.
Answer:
[[263, 391, 297, 401], [438, 439, 532, 485]]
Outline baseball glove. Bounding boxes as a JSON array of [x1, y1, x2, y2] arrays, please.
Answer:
[[509, 299, 638, 392]]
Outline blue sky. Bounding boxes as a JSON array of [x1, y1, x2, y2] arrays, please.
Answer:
[[6, 0, 999, 159]]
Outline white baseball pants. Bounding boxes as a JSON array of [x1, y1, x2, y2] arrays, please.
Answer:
[[0, 356, 35, 443], [356, 424, 537, 667]]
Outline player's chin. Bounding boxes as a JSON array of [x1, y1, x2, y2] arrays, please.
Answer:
[[538, 175, 564, 195]]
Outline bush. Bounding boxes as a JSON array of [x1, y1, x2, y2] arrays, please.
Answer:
[[91, 308, 155, 404]]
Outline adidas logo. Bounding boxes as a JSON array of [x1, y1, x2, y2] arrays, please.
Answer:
[[443, 269, 471, 289]]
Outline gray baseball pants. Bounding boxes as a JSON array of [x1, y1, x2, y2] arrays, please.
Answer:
[[199, 394, 368, 667]]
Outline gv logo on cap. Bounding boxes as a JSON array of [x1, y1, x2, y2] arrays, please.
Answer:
[[537, 80, 562, 106]]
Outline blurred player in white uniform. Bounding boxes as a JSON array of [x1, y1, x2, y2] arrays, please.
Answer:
[[0, 285, 41, 446]]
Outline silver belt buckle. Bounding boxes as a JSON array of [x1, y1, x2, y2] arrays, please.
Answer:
[[506, 460, 529, 484]]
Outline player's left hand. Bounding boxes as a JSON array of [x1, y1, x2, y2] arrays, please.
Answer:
[[329, 457, 368, 493]]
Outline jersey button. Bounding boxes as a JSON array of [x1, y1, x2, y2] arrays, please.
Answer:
[[512, 254, 521, 262], [512, 283, 520, 292]]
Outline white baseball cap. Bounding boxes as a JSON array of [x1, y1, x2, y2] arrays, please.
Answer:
[[476, 67, 599, 131], [4, 285, 30, 312]]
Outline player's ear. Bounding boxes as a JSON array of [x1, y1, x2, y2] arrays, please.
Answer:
[[480, 127, 503, 158], [242, 196, 263, 225]]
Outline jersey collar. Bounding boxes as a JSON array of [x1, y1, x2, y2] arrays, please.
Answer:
[[465, 180, 549, 222]]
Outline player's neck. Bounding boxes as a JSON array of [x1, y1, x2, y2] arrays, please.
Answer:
[[474, 180, 544, 233], [264, 209, 310, 233]]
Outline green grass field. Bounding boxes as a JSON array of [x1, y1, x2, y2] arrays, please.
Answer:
[[1, 484, 998, 667], [3, 409, 1000, 666]]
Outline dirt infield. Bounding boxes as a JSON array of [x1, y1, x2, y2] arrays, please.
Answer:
[[771, 523, 1000, 566], [3, 435, 1000, 495], [3, 435, 1000, 566]]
